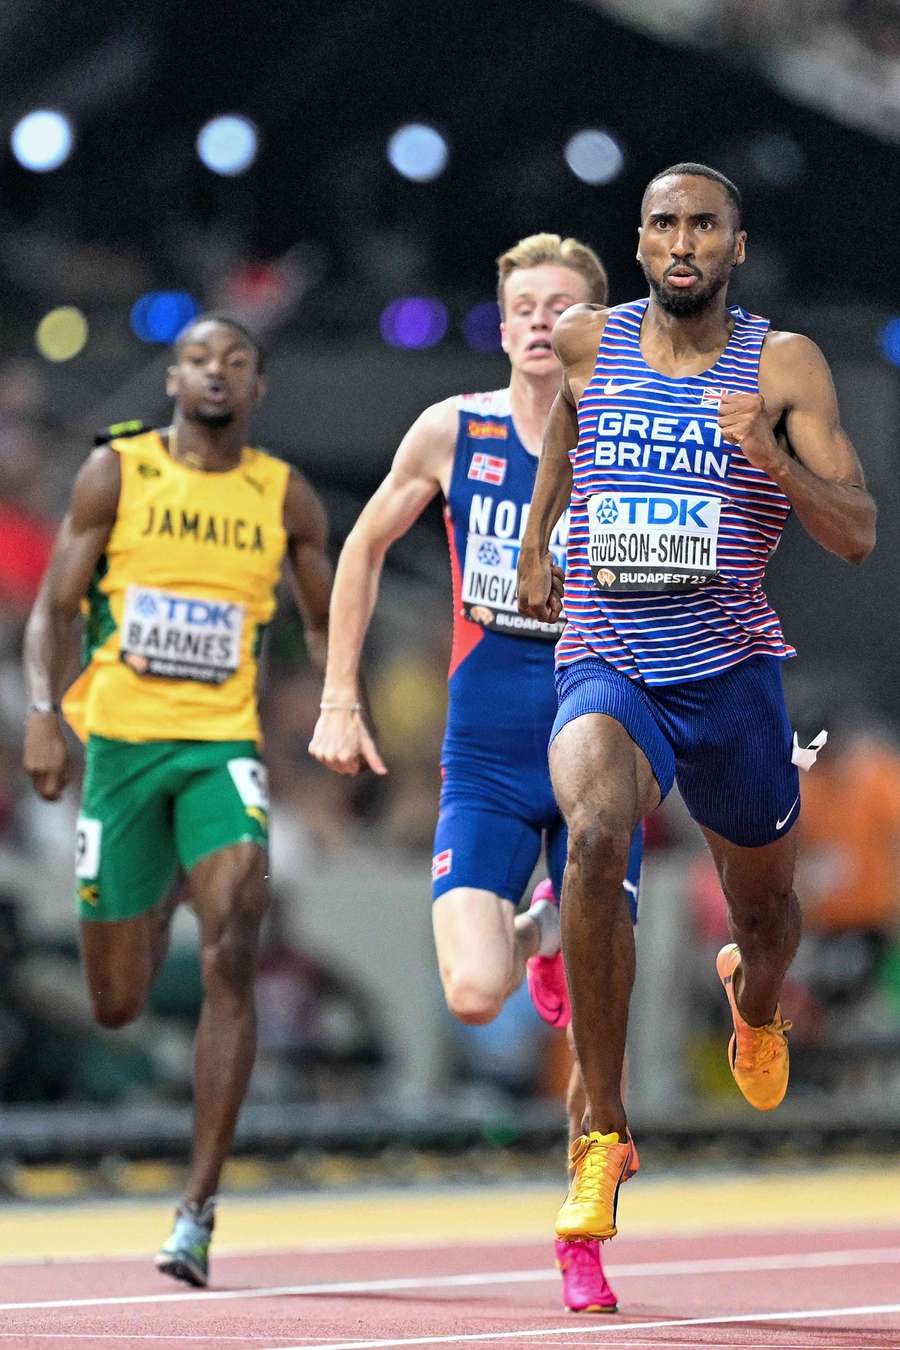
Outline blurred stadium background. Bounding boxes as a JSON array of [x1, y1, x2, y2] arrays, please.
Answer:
[[0, 0, 898, 1202]]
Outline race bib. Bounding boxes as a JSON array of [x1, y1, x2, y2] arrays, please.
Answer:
[[120, 586, 245, 684], [461, 533, 564, 640], [587, 491, 722, 592], [75, 816, 102, 879]]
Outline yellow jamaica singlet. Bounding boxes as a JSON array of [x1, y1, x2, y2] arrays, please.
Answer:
[[63, 429, 290, 744]]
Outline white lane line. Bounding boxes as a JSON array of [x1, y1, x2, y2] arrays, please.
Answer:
[[0, 1246, 897, 1314], [270, 1303, 900, 1350]]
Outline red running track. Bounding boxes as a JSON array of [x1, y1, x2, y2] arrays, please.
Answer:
[[0, 1225, 898, 1349]]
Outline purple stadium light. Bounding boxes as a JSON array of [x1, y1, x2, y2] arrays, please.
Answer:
[[379, 297, 448, 350], [462, 301, 502, 353]]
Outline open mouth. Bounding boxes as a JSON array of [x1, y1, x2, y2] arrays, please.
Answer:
[[526, 339, 553, 353], [665, 268, 701, 289]]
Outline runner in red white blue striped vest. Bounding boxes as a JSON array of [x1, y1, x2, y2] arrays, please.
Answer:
[[310, 234, 640, 1313], [518, 163, 876, 1244]]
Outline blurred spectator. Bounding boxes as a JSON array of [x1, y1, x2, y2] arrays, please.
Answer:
[[795, 727, 900, 934]]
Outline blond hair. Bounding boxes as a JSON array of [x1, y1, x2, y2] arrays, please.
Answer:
[[496, 233, 608, 315]]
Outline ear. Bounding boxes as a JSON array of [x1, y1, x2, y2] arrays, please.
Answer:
[[734, 230, 747, 267], [165, 365, 178, 398], [253, 374, 268, 404], [635, 223, 642, 263], [499, 320, 510, 357]]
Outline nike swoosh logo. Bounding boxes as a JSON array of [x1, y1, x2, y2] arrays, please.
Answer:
[[775, 795, 800, 830], [603, 379, 655, 396]]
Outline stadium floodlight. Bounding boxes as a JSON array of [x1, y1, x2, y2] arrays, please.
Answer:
[[462, 301, 502, 353], [387, 124, 449, 183], [196, 115, 259, 176], [130, 292, 200, 344], [881, 318, 900, 367], [564, 129, 624, 185], [380, 297, 448, 349], [35, 307, 88, 361], [11, 110, 74, 172]]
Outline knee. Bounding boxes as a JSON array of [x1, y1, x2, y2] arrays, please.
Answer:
[[566, 811, 630, 891], [91, 987, 144, 1029], [443, 968, 505, 1025], [202, 912, 264, 999]]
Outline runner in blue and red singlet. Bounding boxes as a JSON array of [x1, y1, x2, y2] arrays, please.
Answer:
[[311, 234, 640, 1313], [519, 163, 876, 1244]]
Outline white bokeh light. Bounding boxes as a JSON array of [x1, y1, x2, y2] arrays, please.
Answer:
[[387, 124, 448, 183], [11, 110, 74, 172], [196, 115, 258, 176], [564, 129, 624, 185]]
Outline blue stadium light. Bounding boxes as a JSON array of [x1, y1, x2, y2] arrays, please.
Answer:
[[380, 297, 448, 349], [11, 110, 74, 172], [130, 292, 200, 344], [387, 124, 448, 183], [462, 301, 502, 353], [196, 115, 258, 176], [880, 318, 900, 367], [564, 129, 624, 186]]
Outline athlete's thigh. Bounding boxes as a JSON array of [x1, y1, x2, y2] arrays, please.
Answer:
[[673, 656, 800, 849], [76, 735, 178, 926], [432, 885, 518, 993], [550, 713, 660, 831], [187, 842, 269, 943], [550, 658, 670, 828], [173, 741, 269, 879]]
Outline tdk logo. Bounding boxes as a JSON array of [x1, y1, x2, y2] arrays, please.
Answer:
[[136, 591, 238, 628], [595, 494, 715, 528]]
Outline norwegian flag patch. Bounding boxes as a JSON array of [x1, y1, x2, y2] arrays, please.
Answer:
[[467, 452, 507, 485], [701, 386, 730, 407], [431, 848, 453, 881]]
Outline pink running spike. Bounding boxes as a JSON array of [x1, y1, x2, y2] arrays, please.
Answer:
[[525, 879, 570, 1028], [555, 1237, 618, 1312]]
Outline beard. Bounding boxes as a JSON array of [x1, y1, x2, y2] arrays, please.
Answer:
[[190, 406, 235, 429], [643, 257, 734, 317]]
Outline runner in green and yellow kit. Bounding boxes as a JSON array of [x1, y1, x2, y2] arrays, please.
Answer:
[[23, 315, 333, 1286]]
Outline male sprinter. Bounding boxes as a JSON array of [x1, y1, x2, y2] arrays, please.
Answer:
[[23, 315, 332, 1286], [518, 163, 876, 1243], [310, 235, 641, 1312]]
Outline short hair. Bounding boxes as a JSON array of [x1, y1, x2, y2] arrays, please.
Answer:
[[641, 163, 743, 228], [175, 312, 266, 374], [496, 233, 608, 315]]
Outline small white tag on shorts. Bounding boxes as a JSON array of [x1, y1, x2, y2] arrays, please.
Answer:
[[791, 729, 827, 772], [228, 758, 269, 810], [75, 817, 102, 879]]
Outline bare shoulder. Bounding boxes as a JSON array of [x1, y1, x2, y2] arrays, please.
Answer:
[[71, 444, 121, 525], [552, 303, 612, 366], [284, 466, 328, 546], [760, 330, 834, 402], [392, 394, 458, 481]]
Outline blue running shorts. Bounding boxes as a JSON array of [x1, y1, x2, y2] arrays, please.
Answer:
[[551, 655, 800, 848]]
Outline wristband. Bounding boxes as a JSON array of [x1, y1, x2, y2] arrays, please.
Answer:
[[29, 702, 60, 714], [319, 702, 363, 712]]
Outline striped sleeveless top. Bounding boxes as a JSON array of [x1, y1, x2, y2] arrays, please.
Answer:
[[557, 298, 796, 685]]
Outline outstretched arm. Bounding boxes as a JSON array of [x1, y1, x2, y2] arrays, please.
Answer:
[[308, 398, 455, 775], [23, 447, 120, 800], [719, 333, 876, 564]]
